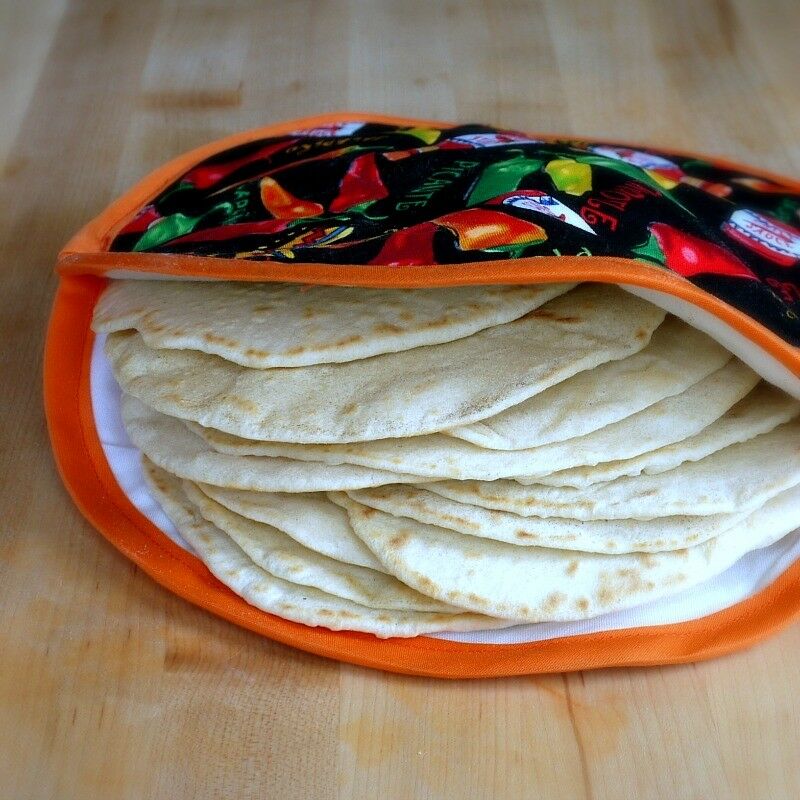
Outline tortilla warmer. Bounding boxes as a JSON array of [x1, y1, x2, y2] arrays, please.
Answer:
[[46, 113, 800, 677]]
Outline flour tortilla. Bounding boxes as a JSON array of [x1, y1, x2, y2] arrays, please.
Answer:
[[121, 395, 424, 492], [182, 482, 459, 613], [334, 488, 800, 622], [105, 284, 665, 443], [94, 280, 573, 368], [347, 485, 748, 553], [533, 383, 800, 487], [428, 419, 800, 520], [191, 359, 757, 481], [194, 483, 384, 570], [142, 460, 503, 637], [447, 316, 730, 449]]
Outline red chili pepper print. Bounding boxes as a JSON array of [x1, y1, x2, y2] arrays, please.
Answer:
[[184, 140, 294, 189], [260, 177, 324, 220], [650, 222, 758, 280], [329, 153, 389, 212], [370, 222, 438, 265], [435, 209, 547, 250]]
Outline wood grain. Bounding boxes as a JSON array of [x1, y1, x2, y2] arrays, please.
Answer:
[[1, 1, 799, 798]]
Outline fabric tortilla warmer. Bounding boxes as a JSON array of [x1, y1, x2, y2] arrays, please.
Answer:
[[45, 112, 800, 678]]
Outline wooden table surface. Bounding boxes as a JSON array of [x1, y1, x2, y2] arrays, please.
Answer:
[[2, 2, 799, 797]]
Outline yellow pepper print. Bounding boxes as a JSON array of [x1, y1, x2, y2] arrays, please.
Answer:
[[545, 159, 593, 196]]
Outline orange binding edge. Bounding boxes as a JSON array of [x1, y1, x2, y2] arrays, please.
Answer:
[[45, 113, 800, 677]]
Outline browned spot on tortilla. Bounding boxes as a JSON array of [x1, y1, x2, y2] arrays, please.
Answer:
[[399, 310, 415, 322], [334, 334, 364, 347], [359, 506, 377, 518], [245, 348, 269, 358], [575, 598, 590, 612], [515, 529, 538, 541], [635, 327, 649, 340], [416, 576, 438, 595], [227, 396, 259, 413], [595, 568, 648, 607], [252, 304, 275, 313], [341, 402, 359, 415], [203, 332, 238, 347], [341, 574, 366, 593], [373, 323, 404, 335], [421, 316, 455, 329], [637, 553, 657, 568], [541, 592, 566, 615], [509, 495, 594, 512], [285, 345, 307, 355], [302, 306, 316, 319], [388, 532, 410, 549], [420, 505, 475, 530], [565, 560, 579, 576], [467, 592, 488, 608], [147, 322, 166, 333]]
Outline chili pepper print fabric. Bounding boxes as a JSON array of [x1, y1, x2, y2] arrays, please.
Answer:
[[111, 121, 800, 343]]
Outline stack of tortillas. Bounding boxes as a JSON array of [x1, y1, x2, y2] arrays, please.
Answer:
[[93, 279, 800, 637]]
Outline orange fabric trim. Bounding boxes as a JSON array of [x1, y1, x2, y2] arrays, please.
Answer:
[[58, 250, 800, 381], [45, 274, 800, 678]]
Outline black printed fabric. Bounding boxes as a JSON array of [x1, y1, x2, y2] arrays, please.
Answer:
[[111, 120, 800, 343]]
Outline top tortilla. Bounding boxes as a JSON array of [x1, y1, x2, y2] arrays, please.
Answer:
[[105, 284, 665, 443], [93, 279, 573, 368]]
